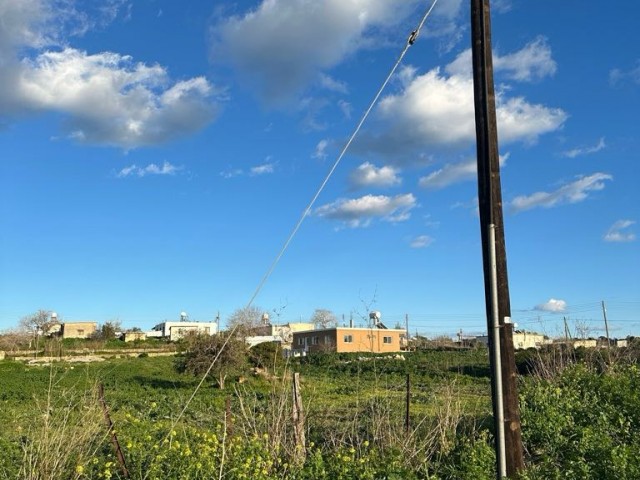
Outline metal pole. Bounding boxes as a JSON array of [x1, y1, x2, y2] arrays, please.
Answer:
[[489, 224, 506, 478]]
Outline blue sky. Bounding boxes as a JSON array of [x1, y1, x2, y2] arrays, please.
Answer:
[[1, 0, 638, 338]]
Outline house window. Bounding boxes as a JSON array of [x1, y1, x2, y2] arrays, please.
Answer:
[[77, 329, 85, 336], [383, 336, 392, 344], [312, 336, 319, 345], [343, 335, 353, 343], [298, 337, 304, 346], [324, 335, 331, 344]]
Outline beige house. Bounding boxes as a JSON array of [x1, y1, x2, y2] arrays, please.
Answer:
[[123, 331, 147, 342], [61, 322, 98, 339], [292, 327, 406, 355]]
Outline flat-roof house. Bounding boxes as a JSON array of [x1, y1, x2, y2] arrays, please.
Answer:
[[149, 321, 218, 342], [61, 322, 98, 339], [292, 326, 407, 355]]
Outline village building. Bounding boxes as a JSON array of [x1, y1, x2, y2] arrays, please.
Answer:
[[61, 321, 98, 339], [292, 326, 407, 355]]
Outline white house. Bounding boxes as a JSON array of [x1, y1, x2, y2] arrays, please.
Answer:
[[148, 321, 218, 342], [475, 330, 550, 350]]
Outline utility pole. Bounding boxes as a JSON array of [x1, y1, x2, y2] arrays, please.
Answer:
[[470, 0, 525, 477], [563, 316, 570, 342], [601, 301, 611, 348]]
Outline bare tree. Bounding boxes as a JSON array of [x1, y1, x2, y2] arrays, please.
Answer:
[[19, 310, 54, 334], [311, 308, 337, 329], [226, 305, 265, 336]]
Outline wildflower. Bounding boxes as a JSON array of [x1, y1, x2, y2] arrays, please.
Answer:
[[75, 465, 84, 474]]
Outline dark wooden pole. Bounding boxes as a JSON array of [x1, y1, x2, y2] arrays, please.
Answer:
[[470, 0, 525, 476]]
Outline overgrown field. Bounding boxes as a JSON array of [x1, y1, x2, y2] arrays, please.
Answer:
[[1, 346, 639, 479]]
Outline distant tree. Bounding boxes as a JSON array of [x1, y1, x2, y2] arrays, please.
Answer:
[[176, 333, 248, 389], [311, 308, 337, 329], [226, 305, 265, 336], [93, 320, 122, 340]]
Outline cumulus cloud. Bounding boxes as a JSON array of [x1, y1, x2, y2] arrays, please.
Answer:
[[0, 0, 219, 148], [211, 0, 421, 104], [510, 172, 612, 213], [410, 235, 434, 248], [117, 161, 181, 178], [535, 298, 567, 313], [446, 37, 557, 82], [562, 137, 606, 158], [354, 66, 566, 160], [349, 162, 401, 189], [316, 193, 417, 228], [604, 220, 636, 243]]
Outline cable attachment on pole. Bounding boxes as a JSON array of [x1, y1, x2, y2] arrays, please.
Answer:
[[408, 30, 418, 45]]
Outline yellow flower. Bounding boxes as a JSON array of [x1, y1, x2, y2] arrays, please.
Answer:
[[75, 465, 84, 474]]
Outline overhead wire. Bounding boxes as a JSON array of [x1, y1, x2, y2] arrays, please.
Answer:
[[155, 0, 441, 450]]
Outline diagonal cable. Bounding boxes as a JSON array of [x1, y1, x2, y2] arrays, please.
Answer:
[[246, 0, 440, 309], [156, 0, 440, 453]]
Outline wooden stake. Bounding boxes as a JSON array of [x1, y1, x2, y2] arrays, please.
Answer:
[[292, 372, 306, 464], [98, 383, 130, 479]]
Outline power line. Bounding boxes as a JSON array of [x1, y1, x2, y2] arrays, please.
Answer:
[[156, 1, 442, 450], [245, 0, 440, 311]]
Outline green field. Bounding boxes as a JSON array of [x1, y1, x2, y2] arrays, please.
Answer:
[[1, 346, 639, 479]]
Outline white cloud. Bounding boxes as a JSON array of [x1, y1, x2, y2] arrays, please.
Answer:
[[562, 137, 606, 158], [446, 37, 557, 82], [609, 60, 640, 86], [349, 162, 401, 189], [117, 161, 181, 178], [313, 139, 329, 160], [11, 49, 217, 147], [494, 37, 557, 82], [410, 235, 434, 248], [316, 193, 417, 228], [219, 167, 244, 179], [355, 66, 566, 160], [337, 99, 352, 119], [318, 73, 348, 94], [250, 161, 275, 176], [0, 1, 218, 148], [604, 220, 636, 243], [535, 298, 567, 313], [211, 0, 421, 104], [419, 154, 509, 190], [510, 172, 612, 213]]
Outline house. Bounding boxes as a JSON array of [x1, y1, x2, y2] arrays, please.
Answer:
[[292, 326, 407, 355], [61, 322, 98, 339], [246, 322, 315, 349], [123, 331, 147, 343], [148, 321, 218, 341], [475, 330, 550, 350], [573, 338, 597, 349]]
